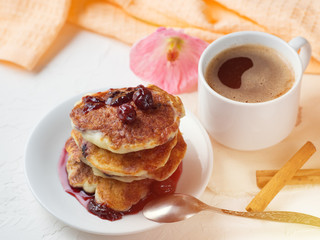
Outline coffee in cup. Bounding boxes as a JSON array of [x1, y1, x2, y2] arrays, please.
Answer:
[[205, 44, 295, 103], [198, 31, 311, 151]]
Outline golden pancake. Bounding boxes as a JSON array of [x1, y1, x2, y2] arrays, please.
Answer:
[[73, 131, 187, 182], [65, 138, 152, 211], [70, 85, 185, 154], [71, 129, 178, 178], [146, 132, 186, 181], [65, 137, 99, 193], [94, 178, 151, 211]]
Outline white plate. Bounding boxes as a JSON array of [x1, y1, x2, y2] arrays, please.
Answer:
[[24, 91, 214, 235]]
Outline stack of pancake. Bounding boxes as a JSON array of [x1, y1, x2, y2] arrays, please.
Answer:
[[64, 85, 187, 212]]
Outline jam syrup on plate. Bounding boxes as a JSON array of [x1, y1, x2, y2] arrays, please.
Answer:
[[58, 148, 183, 221]]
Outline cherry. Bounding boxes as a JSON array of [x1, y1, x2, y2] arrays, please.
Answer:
[[82, 95, 105, 114], [133, 85, 154, 110], [106, 90, 134, 106], [117, 104, 136, 124]]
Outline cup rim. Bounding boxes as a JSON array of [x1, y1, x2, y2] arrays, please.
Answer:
[[198, 31, 303, 106]]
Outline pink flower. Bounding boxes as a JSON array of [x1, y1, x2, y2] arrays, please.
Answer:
[[130, 28, 208, 94]]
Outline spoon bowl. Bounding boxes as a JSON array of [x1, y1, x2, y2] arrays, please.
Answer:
[[143, 193, 320, 227], [143, 194, 207, 223]]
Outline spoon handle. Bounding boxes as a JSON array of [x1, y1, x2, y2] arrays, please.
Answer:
[[211, 207, 320, 227]]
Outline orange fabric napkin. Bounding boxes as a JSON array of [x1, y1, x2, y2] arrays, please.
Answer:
[[0, 0, 319, 73], [0, 0, 70, 70]]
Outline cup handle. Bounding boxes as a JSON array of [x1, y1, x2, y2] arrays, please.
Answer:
[[288, 37, 312, 71]]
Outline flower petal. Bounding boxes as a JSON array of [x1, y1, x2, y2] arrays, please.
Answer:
[[130, 28, 208, 94]]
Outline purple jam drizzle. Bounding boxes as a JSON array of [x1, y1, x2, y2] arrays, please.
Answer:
[[58, 148, 183, 221], [218, 57, 253, 89], [105, 89, 135, 107], [81, 85, 155, 124], [82, 96, 106, 114]]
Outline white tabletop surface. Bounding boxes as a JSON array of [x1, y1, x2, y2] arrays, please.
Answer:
[[1, 23, 320, 239]]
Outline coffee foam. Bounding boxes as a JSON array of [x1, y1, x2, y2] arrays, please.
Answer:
[[205, 44, 294, 103]]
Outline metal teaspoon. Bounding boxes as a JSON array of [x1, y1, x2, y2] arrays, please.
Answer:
[[143, 193, 320, 227]]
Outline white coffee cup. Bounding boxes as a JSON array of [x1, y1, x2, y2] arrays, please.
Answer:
[[198, 31, 311, 151]]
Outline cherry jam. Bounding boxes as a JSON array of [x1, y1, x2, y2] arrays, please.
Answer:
[[58, 148, 183, 221], [81, 86, 155, 124], [132, 85, 154, 110], [105, 89, 135, 107], [117, 104, 136, 124], [82, 96, 106, 114]]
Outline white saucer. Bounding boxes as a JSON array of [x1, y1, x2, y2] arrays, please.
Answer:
[[24, 90, 214, 235]]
